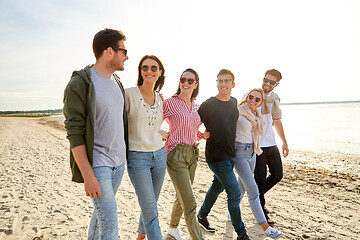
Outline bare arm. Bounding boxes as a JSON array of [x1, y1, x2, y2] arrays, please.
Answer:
[[71, 145, 102, 198], [273, 119, 289, 158]]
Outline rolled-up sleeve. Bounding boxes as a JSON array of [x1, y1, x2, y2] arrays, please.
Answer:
[[63, 81, 87, 149]]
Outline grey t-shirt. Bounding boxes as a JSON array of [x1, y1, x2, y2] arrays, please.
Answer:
[[91, 68, 126, 168]]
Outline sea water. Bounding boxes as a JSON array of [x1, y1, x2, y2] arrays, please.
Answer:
[[194, 102, 360, 155], [278, 102, 360, 155], [58, 101, 360, 155]]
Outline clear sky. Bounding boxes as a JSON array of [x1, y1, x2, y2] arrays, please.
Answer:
[[1, 0, 359, 111]]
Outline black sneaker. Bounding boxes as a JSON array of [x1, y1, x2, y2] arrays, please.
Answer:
[[197, 215, 215, 232], [237, 234, 252, 240], [264, 211, 275, 225]]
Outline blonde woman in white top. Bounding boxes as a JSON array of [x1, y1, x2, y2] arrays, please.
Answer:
[[125, 55, 166, 240], [233, 88, 283, 239]]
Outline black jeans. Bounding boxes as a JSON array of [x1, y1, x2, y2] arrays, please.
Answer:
[[254, 146, 283, 210]]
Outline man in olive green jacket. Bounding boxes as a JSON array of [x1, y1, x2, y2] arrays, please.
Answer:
[[63, 28, 128, 239]]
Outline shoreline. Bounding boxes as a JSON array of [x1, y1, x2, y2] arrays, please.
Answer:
[[0, 117, 359, 239]]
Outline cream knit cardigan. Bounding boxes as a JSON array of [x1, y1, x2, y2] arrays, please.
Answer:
[[125, 87, 164, 152]]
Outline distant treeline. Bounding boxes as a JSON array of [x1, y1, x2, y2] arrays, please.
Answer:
[[0, 109, 63, 115]]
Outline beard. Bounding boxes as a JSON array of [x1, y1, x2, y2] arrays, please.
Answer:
[[262, 83, 274, 94], [110, 58, 124, 71]]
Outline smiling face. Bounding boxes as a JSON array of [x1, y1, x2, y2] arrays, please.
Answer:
[[246, 90, 263, 112], [262, 73, 279, 94], [140, 58, 162, 85], [179, 71, 198, 96], [217, 73, 235, 98]]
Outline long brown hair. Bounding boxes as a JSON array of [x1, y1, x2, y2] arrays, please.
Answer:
[[175, 68, 199, 100], [137, 55, 165, 91]]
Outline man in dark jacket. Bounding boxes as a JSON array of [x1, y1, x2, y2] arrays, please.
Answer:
[[63, 28, 128, 239]]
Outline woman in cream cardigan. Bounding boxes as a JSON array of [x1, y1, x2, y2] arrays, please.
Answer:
[[125, 55, 166, 240], [232, 88, 283, 239]]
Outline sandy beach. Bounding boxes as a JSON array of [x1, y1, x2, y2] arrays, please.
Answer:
[[0, 117, 359, 240]]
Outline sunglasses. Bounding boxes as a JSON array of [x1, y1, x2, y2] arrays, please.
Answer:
[[141, 65, 158, 72], [249, 94, 261, 102], [263, 78, 277, 85], [216, 79, 233, 84], [180, 77, 196, 85], [112, 47, 127, 56]]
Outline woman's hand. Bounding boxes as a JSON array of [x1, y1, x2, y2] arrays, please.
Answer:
[[159, 130, 168, 141]]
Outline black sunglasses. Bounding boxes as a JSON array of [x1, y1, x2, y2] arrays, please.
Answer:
[[249, 94, 261, 102], [180, 77, 196, 85], [263, 78, 277, 85], [141, 65, 158, 72], [112, 47, 127, 56]]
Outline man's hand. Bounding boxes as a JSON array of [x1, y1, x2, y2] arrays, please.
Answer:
[[84, 176, 102, 199], [273, 119, 289, 158], [71, 145, 102, 199], [282, 142, 289, 158]]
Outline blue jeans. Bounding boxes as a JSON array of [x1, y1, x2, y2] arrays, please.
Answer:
[[127, 147, 167, 240], [198, 159, 247, 237], [88, 163, 125, 240], [233, 142, 267, 225]]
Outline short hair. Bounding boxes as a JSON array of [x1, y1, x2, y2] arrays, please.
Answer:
[[265, 69, 282, 82], [240, 88, 265, 106], [176, 68, 199, 100], [92, 28, 126, 59], [217, 69, 235, 81], [137, 55, 165, 91]]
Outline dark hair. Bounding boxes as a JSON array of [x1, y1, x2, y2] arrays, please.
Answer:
[[137, 55, 165, 91], [265, 69, 282, 82], [92, 28, 126, 59], [176, 68, 199, 99], [217, 69, 235, 81]]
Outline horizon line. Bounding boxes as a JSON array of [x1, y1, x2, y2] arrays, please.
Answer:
[[1, 100, 360, 112]]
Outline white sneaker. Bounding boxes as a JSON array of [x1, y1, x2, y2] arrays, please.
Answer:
[[265, 226, 283, 239], [168, 227, 186, 240]]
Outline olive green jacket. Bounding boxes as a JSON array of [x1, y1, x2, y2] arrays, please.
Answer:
[[63, 65, 128, 183]]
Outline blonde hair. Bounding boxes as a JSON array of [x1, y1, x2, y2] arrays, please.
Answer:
[[240, 88, 265, 106]]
